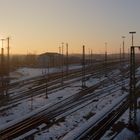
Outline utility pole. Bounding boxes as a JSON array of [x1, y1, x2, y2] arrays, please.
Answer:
[[7, 37, 10, 74], [122, 36, 125, 60], [120, 47, 122, 62], [45, 56, 50, 99], [129, 31, 137, 130], [105, 42, 107, 77], [6, 37, 10, 95], [82, 45, 86, 88], [0, 39, 6, 95], [45, 72, 48, 98], [88, 48, 91, 66], [66, 43, 69, 78], [90, 49, 93, 65], [61, 42, 64, 86], [120, 46, 125, 94], [59, 46, 61, 69], [121, 36, 126, 95], [0, 37, 11, 96], [29, 87, 33, 111], [0, 47, 4, 95], [128, 48, 130, 60]]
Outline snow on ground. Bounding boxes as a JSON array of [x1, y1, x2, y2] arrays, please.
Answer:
[[113, 110, 140, 140], [101, 104, 140, 140], [114, 128, 137, 140], [34, 90, 126, 140], [100, 66, 140, 140], [0, 81, 80, 126], [0, 69, 105, 128], [0, 65, 130, 140], [10, 67, 59, 83], [136, 67, 140, 75], [10, 65, 82, 83]]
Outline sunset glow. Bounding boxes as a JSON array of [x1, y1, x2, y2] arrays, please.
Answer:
[[0, 0, 140, 54]]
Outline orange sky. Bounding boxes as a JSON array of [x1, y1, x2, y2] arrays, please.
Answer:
[[0, 0, 140, 55]]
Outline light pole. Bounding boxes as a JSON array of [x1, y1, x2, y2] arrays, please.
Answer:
[[122, 36, 125, 60], [129, 32, 136, 46]]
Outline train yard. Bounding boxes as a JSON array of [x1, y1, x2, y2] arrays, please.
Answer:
[[0, 59, 140, 140]]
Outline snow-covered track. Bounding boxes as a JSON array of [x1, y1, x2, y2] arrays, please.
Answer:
[[62, 96, 128, 140], [81, 100, 128, 140], [0, 78, 122, 140], [0, 60, 122, 109], [0, 81, 103, 140]]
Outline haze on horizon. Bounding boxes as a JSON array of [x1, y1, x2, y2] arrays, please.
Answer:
[[0, 0, 140, 55]]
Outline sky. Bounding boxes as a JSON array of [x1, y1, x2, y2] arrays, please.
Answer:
[[0, 0, 140, 54]]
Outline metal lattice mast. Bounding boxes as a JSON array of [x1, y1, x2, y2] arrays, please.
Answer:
[[129, 31, 137, 127]]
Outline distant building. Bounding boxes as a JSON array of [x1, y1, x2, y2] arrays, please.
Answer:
[[38, 52, 62, 68]]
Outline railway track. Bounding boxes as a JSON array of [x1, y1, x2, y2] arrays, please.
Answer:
[[8, 59, 125, 95], [0, 77, 126, 140], [0, 60, 123, 109], [62, 96, 128, 140], [0, 59, 131, 139], [80, 100, 128, 140], [0, 80, 104, 139], [9, 59, 125, 88]]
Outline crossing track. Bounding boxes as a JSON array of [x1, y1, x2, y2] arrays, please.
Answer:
[[0, 77, 129, 140], [0, 59, 131, 139], [8, 59, 127, 93], [0, 59, 126, 109]]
